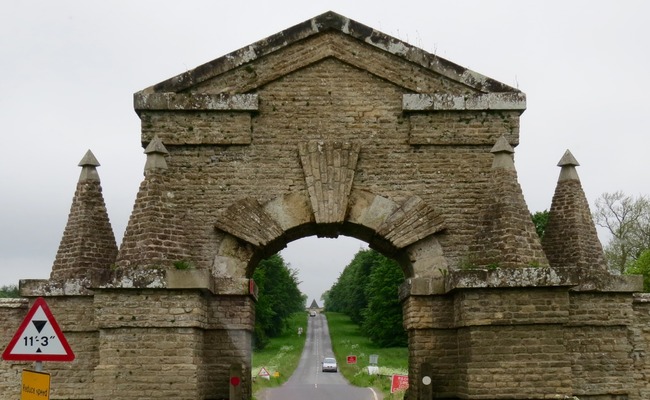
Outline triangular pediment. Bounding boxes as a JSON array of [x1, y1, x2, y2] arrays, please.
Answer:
[[136, 11, 519, 99]]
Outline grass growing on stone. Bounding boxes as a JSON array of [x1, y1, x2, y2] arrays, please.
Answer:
[[251, 311, 307, 395], [326, 312, 409, 399]]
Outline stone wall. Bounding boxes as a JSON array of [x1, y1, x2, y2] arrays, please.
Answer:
[[91, 290, 253, 400], [129, 34, 523, 275], [0, 299, 29, 399], [0, 291, 253, 400], [629, 294, 650, 400], [401, 285, 650, 399]]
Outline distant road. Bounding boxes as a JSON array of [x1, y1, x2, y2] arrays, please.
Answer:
[[256, 313, 381, 400]]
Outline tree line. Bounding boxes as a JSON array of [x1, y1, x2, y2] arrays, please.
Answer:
[[323, 249, 407, 347], [593, 191, 650, 290], [252, 254, 306, 350], [0, 285, 19, 298]]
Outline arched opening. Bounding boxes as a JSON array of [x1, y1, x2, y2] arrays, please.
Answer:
[[212, 188, 449, 399], [248, 234, 415, 396], [280, 236, 368, 306]]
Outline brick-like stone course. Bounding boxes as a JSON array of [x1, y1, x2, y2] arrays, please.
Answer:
[[461, 325, 572, 398], [454, 288, 569, 326], [51, 161, 117, 282], [0, 299, 29, 400]]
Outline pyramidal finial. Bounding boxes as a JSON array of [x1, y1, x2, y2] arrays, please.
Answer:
[[78, 149, 100, 182], [557, 149, 579, 167], [491, 136, 514, 154], [144, 136, 169, 171], [490, 136, 515, 170], [79, 149, 100, 167], [557, 149, 580, 181]]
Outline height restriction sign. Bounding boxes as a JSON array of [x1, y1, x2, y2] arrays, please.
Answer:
[[2, 297, 75, 362]]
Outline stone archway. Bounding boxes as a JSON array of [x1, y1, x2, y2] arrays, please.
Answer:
[[212, 186, 447, 283], [3, 11, 647, 400], [209, 171, 449, 398]]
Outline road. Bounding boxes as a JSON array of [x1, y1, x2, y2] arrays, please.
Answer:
[[256, 313, 381, 400]]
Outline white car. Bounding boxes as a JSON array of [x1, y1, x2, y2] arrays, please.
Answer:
[[322, 357, 337, 372], [309, 311, 316, 317]]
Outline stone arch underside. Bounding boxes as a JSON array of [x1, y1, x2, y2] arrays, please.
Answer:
[[212, 140, 447, 285], [213, 188, 447, 283]]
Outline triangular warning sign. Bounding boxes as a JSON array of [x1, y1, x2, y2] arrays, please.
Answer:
[[2, 297, 75, 361]]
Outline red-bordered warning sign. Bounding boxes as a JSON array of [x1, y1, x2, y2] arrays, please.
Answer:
[[258, 367, 270, 380], [391, 374, 409, 393], [2, 297, 75, 362]]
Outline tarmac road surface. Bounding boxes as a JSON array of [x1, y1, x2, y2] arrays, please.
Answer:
[[256, 313, 381, 400]]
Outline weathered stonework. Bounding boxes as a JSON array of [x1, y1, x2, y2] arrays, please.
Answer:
[[1, 11, 647, 400], [50, 150, 117, 283]]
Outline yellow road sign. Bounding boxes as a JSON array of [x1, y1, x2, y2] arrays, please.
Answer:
[[21, 369, 50, 400]]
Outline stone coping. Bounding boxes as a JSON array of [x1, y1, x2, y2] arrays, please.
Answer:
[[140, 11, 520, 96], [134, 92, 258, 112], [19, 269, 252, 297], [20, 267, 642, 298], [402, 92, 526, 111], [401, 266, 643, 298], [20, 278, 96, 296]]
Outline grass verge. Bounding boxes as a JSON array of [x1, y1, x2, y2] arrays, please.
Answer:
[[251, 312, 307, 397], [326, 312, 409, 399]]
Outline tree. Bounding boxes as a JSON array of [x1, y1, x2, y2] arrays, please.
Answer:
[[325, 249, 376, 324], [531, 210, 549, 239], [325, 249, 407, 347], [0, 284, 19, 298], [626, 249, 650, 292], [252, 254, 306, 349], [593, 191, 650, 273], [344, 250, 377, 324], [320, 290, 329, 306], [362, 256, 407, 347], [325, 263, 354, 313]]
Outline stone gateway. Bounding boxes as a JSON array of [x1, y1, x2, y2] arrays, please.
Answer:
[[1, 11, 649, 400]]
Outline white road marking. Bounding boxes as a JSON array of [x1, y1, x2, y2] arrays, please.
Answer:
[[368, 387, 379, 400]]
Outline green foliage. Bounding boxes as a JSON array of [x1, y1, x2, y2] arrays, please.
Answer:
[[327, 312, 407, 399], [486, 262, 500, 270], [172, 260, 193, 270], [626, 250, 650, 292], [0, 284, 19, 298], [362, 258, 407, 347], [251, 312, 307, 395], [325, 249, 407, 347], [594, 191, 650, 273], [531, 210, 549, 239], [327, 250, 376, 324], [252, 254, 306, 350]]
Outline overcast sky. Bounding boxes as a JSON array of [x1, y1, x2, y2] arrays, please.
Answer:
[[1, 1, 648, 304]]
